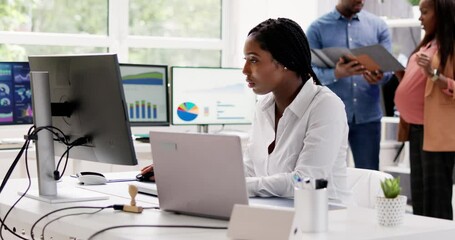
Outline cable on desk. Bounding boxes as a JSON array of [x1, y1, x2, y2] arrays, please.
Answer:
[[30, 205, 114, 240], [40, 207, 107, 240], [0, 126, 35, 194], [0, 126, 35, 240], [0, 125, 87, 240], [31, 205, 160, 240], [0, 125, 158, 240], [87, 224, 229, 240]]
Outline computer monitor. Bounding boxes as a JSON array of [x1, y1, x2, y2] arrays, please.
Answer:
[[0, 62, 33, 125], [171, 67, 256, 132], [26, 53, 137, 203], [119, 63, 169, 126]]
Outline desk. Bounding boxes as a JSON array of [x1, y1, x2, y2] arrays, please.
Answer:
[[0, 141, 152, 179], [1, 174, 455, 239], [0, 176, 227, 240]]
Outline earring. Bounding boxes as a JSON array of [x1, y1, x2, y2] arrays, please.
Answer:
[[284, 67, 288, 70]]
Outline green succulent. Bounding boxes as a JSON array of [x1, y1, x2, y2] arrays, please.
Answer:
[[408, 0, 419, 6], [380, 177, 401, 199]]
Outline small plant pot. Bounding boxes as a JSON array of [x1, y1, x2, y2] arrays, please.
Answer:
[[376, 195, 407, 227]]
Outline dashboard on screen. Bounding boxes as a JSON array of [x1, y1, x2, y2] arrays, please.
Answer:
[[119, 64, 170, 126], [171, 67, 256, 126], [0, 62, 33, 125]]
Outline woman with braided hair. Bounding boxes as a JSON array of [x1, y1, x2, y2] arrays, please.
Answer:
[[243, 18, 350, 203]]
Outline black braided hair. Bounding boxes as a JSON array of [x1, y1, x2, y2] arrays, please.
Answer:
[[248, 18, 321, 85]]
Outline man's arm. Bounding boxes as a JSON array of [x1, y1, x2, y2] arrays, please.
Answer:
[[307, 22, 338, 86], [307, 22, 368, 85]]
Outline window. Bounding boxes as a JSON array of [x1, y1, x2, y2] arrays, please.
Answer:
[[0, 0, 224, 67], [0, 44, 106, 61], [129, 0, 221, 38], [129, 48, 221, 67], [1, 0, 108, 34]]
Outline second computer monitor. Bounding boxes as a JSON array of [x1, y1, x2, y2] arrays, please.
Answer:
[[171, 67, 256, 126], [119, 64, 169, 126], [0, 62, 33, 125]]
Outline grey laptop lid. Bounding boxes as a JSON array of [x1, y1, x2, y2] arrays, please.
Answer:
[[149, 131, 249, 219]]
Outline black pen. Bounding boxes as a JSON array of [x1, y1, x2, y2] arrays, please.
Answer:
[[315, 179, 328, 189]]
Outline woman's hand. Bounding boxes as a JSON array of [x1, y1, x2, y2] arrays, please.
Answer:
[[415, 53, 451, 91], [139, 164, 155, 182], [141, 164, 153, 174], [416, 53, 433, 77]]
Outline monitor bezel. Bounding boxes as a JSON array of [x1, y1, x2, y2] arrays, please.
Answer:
[[119, 63, 170, 127]]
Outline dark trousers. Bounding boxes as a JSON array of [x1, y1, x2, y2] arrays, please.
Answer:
[[348, 121, 381, 170], [409, 124, 455, 220], [409, 124, 425, 216]]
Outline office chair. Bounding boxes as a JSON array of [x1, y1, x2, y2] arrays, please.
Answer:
[[347, 167, 393, 208]]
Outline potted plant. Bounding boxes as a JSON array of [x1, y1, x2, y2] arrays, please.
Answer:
[[408, 0, 419, 6], [376, 177, 407, 227], [408, 0, 420, 19]]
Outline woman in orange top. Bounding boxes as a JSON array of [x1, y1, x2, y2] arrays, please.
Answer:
[[394, 0, 455, 220]]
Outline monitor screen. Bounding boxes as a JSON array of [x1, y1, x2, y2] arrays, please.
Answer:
[[171, 67, 256, 126], [0, 62, 33, 125], [119, 63, 169, 126]]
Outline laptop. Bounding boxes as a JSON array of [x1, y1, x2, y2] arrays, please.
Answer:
[[146, 131, 250, 219], [135, 131, 344, 219], [135, 180, 295, 209]]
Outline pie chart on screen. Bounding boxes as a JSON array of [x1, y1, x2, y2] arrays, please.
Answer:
[[177, 102, 199, 121]]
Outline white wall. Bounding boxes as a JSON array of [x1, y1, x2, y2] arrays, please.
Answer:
[[228, 0, 322, 68], [227, 0, 420, 69]]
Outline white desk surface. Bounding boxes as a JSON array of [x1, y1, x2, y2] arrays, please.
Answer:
[[1, 173, 455, 239]]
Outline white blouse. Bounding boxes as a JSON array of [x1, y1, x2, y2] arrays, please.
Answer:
[[244, 79, 351, 203]]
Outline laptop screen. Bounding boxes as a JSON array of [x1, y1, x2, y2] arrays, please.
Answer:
[[149, 131, 248, 219]]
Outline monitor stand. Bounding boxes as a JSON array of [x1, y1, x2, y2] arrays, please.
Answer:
[[197, 124, 209, 133], [23, 71, 108, 203]]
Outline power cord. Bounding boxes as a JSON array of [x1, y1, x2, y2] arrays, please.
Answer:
[[0, 126, 172, 240], [87, 224, 228, 240], [30, 205, 114, 240], [0, 126, 35, 194], [0, 126, 35, 240], [32, 205, 160, 240], [40, 208, 106, 240], [0, 125, 87, 239], [53, 137, 89, 180]]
